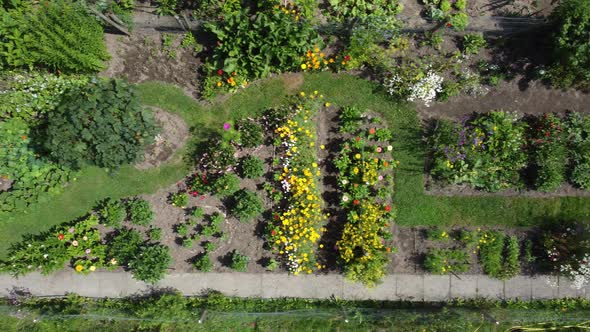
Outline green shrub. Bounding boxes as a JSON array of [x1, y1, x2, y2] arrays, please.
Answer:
[[193, 253, 213, 272], [478, 231, 505, 278], [548, 0, 590, 88], [499, 236, 521, 280], [462, 33, 486, 55], [43, 79, 157, 170], [107, 228, 144, 264], [229, 250, 249, 272], [128, 244, 171, 283], [205, 7, 321, 79], [155, 0, 177, 15], [0, 119, 72, 213], [529, 114, 567, 192], [148, 228, 162, 241], [190, 207, 205, 219], [327, 0, 402, 24], [425, 227, 450, 241], [236, 119, 264, 148], [449, 12, 469, 31], [0, 0, 110, 73], [169, 192, 188, 208], [0, 71, 88, 121], [212, 173, 241, 197], [339, 106, 363, 133], [565, 112, 590, 190], [97, 198, 126, 228], [265, 258, 279, 271], [127, 198, 154, 226], [196, 138, 237, 172], [182, 238, 193, 248], [229, 189, 264, 221], [424, 249, 470, 274], [240, 156, 265, 179], [176, 223, 189, 237]]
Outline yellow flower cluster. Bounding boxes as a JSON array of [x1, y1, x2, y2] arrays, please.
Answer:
[[272, 94, 326, 275], [274, 2, 300, 21], [300, 47, 329, 71], [338, 202, 388, 264]]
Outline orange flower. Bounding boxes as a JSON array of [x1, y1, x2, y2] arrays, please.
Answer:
[[21, 135, 27, 140]]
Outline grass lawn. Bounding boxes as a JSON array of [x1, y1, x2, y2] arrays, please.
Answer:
[[1, 73, 589, 257]]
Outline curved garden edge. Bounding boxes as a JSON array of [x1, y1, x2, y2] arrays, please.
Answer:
[[0, 271, 584, 301]]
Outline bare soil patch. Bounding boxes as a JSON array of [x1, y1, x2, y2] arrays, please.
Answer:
[[101, 32, 202, 98], [136, 108, 190, 170]]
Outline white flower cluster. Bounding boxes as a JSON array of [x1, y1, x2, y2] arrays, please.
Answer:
[[560, 254, 590, 290], [385, 71, 443, 107]]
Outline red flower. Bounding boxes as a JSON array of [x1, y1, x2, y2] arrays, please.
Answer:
[[385, 205, 391, 212], [369, 128, 376, 135], [217, 69, 223, 75], [271, 229, 277, 236], [446, 22, 452, 28], [58, 234, 64, 241], [353, 199, 360, 205], [545, 132, 550, 137], [200, 195, 206, 200], [273, 214, 279, 220], [344, 55, 350, 61], [355, 136, 361, 142]]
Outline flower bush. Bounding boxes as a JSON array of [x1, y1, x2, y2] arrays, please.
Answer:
[[267, 93, 326, 275], [229, 189, 264, 222], [239, 156, 265, 179], [385, 68, 443, 107], [127, 198, 155, 226], [96, 198, 126, 228], [429, 111, 527, 192], [2, 215, 116, 276], [334, 111, 398, 286]]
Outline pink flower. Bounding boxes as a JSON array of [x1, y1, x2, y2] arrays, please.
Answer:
[[378, 175, 384, 181], [85, 249, 91, 254], [376, 147, 382, 153], [68, 227, 75, 233], [223, 123, 231, 130]]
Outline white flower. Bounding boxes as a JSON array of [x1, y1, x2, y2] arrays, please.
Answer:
[[342, 195, 349, 202], [43, 254, 49, 259], [387, 145, 393, 151]]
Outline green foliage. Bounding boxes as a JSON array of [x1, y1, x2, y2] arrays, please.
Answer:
[[190, 207, 204, 219], [565, 112, 590, 190], [180, 32, 203, 53], [529, 114, 567, 192], [148, 228, 162, 241], [462, 33, 486, 55], [107, 228, 144, 265], [44, 78, 157, 170], [97, 198, 125, 228], [422, 31, 444, 50], [126, 198, 154, 226], [176, 223, 189, 237], [339, 106, 363, 133], [193, 253, 213, 272], [478, 231, 521, 280], [169, 192, 188, 208], [205, 7, 322, 79], [236, 118, 264, 148], [3, 215, 115, 276], [423, 0, 469, 30], [197, 137, 237, 172], [0, 0, 110, 73], [266, 258, 279, 271], [548, 0, 590, 88], [240, 156, 265, 179], [0, 118, 72, 213], [449, 12, 469, 31], [429, 111, 528, 192], [212, 173, 240, 197], [229, 249, 249, 271], [500, 236, 521, 279], [128, 244, 171, 283], [0, 71, 88, 121], [540, 220, 590, 270], [424, 248, 470, 274], [182, 237, 193, 248], [327, 0, 402, 25], [425, 227, 450, 241], [155, 0, 177, 15], [230, 189, 264, 221]]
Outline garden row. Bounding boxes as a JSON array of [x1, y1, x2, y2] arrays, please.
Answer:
[[428, 111, 590, 192], [422, 220, 590, 289]]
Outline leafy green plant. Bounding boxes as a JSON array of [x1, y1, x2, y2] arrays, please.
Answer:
[[424, 249, 470, 274], [148, 228, 162, 241], [0, 0, 110, 73], [196, 137, 237, 172], [229, 189, 264, 222], [229, 250, 249, 272], [548, 0, 590, 88], [478, 231, 504, 278], [565, 112, 590, 190], [176, 223, 189, 237], [193, 253, 213, 272], [265, 258, 279, 271], [212, 173, 240, 197], [205, 7, 321, 79], [127, 198, 154, 226], [182, 238, 193, 248], [339, 106, 363, 133], [155, 0, 177, 15], [462, 33, 486, 55], [423, 31, 444, 50], [499, 236, 521, 280], [190, 207, 205, 219], [97, 198, 125, 228], [180, 32, 203, 53], [529, 114, 567, 192], [327, 0, 402, 26], [236, 119, 264, 148], [43, 79, 157, 170], [240, 156, 265, 179], [425, 227, 450, 241], [0, 71, 89, 121], [128, 244, 171, 283], [169, 192, 188, 208], [107, 228, 144, 265]]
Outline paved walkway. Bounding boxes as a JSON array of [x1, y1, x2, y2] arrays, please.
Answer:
[[1, 272, 587, 300]]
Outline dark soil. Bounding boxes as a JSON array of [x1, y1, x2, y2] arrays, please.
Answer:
[[135, 108, 190, 170], [101, 32, 202, 98]]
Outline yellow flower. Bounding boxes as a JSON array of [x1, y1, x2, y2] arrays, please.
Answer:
[[75, 265, 84, 272], [89, 266, 96, 272], [320, 144, 325, 150], [216, 81, 222, 87], [301, 63, 307, 70], [324, 102, 331, 107]]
